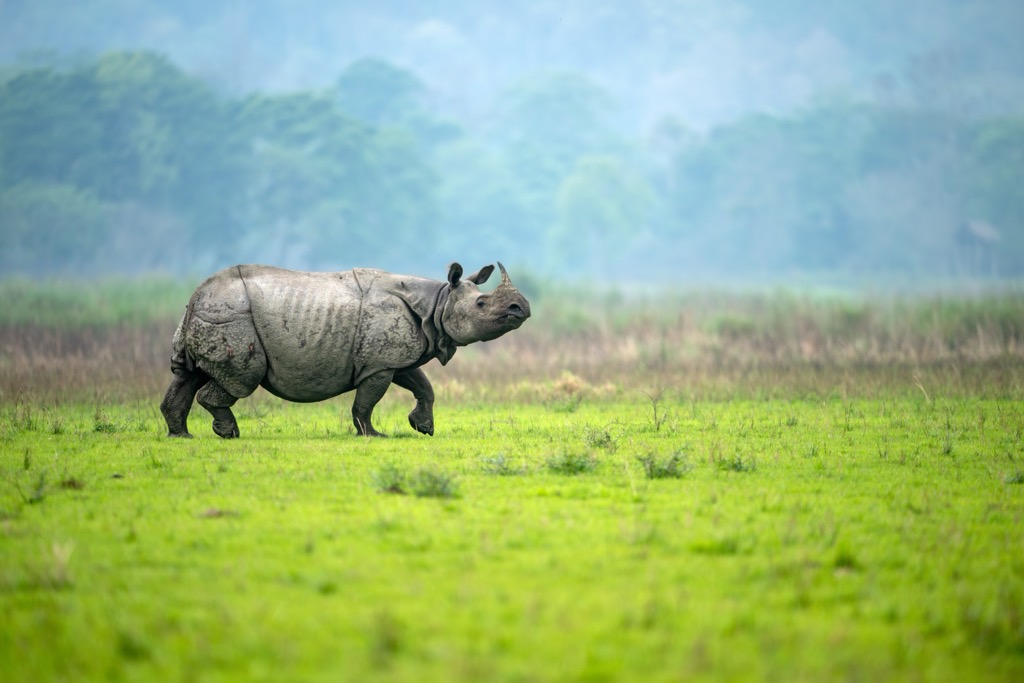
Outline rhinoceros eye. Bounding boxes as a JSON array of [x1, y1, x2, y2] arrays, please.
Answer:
[[476, 298, 487, 308]]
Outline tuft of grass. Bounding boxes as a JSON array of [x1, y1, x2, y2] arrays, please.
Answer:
[[1004, 470, 1024, 485], [833, 544, 862, 572], [93, 409, 120, 433], [582, 425, 615, 450], [641, 388, 671, 431], [409, 467, 460, 499], [116, 629, 152, 661], [637, 451, 692, 479], [369, 460, 460, 499], [958, 584, 1024, 653], [371, 611, 406, 667], [59, 477, 86, 491], [16, 471, 48, 505], [547, 451, 598, 475], [716, 452, 757, 473], [45, 409, 66, 435], [6, 401, 38, 432], [372, 464, 407, 495], [481, 453, 527, 476], [545, 394, 583, 413], [691, 535, 742, 556]]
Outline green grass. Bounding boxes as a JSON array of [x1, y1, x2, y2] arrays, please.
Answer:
[[2, 395, 1023, 682], [0, 276, 196, 328]]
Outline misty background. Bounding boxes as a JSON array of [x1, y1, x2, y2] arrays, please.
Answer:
[[1, 0, 1022, 285]]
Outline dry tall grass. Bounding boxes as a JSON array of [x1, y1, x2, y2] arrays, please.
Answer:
[[4, 289, 1024, 404]]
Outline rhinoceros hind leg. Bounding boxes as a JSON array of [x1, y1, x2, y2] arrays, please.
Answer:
[[352, 370, 395, 437], [160, 368, 210, 437], [393, 368, 435, 436], [197, 381, 241, 439]]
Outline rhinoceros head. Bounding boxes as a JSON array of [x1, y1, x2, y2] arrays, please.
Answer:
[[442, 261, 531, 345]]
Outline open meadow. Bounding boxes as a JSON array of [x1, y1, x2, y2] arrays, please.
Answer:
[[2, 279, 1024, 682]]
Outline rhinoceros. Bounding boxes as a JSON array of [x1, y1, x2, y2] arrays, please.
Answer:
[[159, 262, 530, 439]]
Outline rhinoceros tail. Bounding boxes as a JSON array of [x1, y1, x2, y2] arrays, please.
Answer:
[[169, 294, 199, 376]]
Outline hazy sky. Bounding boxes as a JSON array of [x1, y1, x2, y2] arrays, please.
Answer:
[[6, 1, 1017, 132]]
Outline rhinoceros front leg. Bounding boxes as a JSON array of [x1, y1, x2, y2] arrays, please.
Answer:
[[352, 369, 395, 437], [197, 381, 241, 439], [393, 367, 434, 436]]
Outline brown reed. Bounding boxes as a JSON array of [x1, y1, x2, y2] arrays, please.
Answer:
[[3, 293, 1024, 405]]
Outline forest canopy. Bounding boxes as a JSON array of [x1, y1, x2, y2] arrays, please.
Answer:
[[1, 1, 1022, 283]]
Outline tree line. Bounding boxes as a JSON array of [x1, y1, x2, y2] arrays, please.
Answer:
[[1, 51, 1022, 281]]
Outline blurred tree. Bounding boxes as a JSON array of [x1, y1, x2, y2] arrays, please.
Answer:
[[658, 97, 984, 276], [479, 71, 623, 260], [233, 91, 437, 269], [334, 58, 460, 151], [553, 155, 655, 278], [87, 51, 243, 252], [432, 139, 533, 268], [965, 116, 1024, 272], [335, 58, 425, 127], [785, 102, 871, 269], [847, 104, 972, 273], [3, 36, 1024, 281], [0, 52, 243, 269], [496, 71, 618, 172], [663, 113, 827, 273], [0, 182, 110, 275], [0, 50, 438, 275], [0, 67, 103, 188]]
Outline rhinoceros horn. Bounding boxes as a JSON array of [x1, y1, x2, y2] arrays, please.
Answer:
[[497, 261, 512, 286]]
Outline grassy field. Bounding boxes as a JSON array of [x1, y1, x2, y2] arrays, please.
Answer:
[[2, 279, 1024, 681], [2, 395, 1023, 682]]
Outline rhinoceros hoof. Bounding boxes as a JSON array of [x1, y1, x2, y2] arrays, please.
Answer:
[[167, 431, 193, 439], [408, 415, 434, 436], [213, 421, 240, 439]]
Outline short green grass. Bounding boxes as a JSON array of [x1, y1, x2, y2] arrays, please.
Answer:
[[2, 395, 1023, 682]]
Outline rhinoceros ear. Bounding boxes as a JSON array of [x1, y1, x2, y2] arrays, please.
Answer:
[[464, 264, 494, 285], [447, 262, 464, 287]]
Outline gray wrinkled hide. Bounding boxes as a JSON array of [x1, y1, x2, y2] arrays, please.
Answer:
[[183, 265, 446, 402], [160, 262, 530, 439]]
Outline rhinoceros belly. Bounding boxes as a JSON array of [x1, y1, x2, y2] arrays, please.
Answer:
[[241, 266, 427, 402]]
